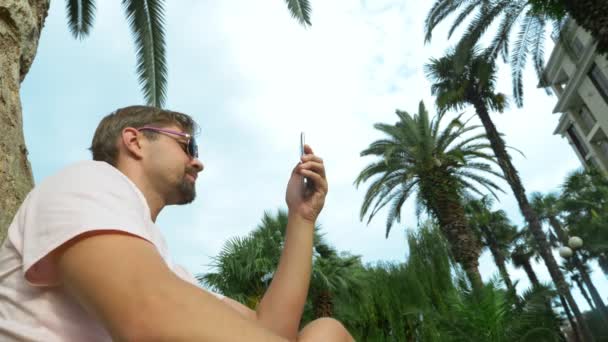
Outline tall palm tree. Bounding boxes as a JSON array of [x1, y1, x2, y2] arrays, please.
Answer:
[[532, 191, 608, 322], [425, 47, 594, 341], [355, 100, 504, 292], [0, 0, 312, 243], [464, 197, 517, 296], [424, 0, 561, 108]]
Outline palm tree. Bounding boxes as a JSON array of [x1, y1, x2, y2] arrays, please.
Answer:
[[425, 47, 594, 341], [511, 236, 542, 289], [355, 100, 504, 292], [0, 0, 312, 243], [532, 191, 608, 322], [464, 197, 518, 296], [424, 0, 561, 108], [309, 252, 363, 319], [199, 209, 363, 318]]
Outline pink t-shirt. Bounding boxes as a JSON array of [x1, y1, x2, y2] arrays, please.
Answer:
[[0, 161, 223, 341]]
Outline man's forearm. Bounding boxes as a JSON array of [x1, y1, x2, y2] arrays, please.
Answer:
[[256, 213, 315, 340]]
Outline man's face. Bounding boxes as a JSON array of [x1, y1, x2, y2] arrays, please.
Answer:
[[142, 124, 203, 205]]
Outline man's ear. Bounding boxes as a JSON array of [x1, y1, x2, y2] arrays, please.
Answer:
[[120, 127, 145, 159]]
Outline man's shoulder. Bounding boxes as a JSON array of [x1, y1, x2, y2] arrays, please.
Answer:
[[40, 161, 126, 192]]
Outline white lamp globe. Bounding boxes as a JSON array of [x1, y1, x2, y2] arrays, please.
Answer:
[[568, 236, 583, 249], [559, 246, 573, 258]]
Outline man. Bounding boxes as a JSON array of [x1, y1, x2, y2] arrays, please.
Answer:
[[0, 106, 353, 341]]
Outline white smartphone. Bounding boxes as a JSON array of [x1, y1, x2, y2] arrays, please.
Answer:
[[300, 132, 310, 189]]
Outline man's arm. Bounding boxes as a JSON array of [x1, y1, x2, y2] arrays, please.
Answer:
[[254, 147, 328, 340], [57, 232, 288, 342]]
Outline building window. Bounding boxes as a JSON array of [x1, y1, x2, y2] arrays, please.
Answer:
[[567, 124, 588, 157], [588, 63, 608, 106], [598, 139, 608, 161], [572, 36, 585, 60], [578, 106, 596, 133]]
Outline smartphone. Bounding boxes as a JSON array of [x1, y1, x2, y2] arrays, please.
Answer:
[[300, 132, 310, 189]]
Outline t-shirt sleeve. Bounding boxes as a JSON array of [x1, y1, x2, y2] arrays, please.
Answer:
[[18, 163, 152, 287]]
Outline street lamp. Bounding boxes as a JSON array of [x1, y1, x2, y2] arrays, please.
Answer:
[[559, 236, 583, 259], [568, 236, 583, 249], [559, 246, 573, 258]]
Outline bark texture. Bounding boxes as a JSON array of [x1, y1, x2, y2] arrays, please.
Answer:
[[0, 0, 49, 242]]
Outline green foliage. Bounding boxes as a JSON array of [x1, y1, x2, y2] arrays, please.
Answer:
[[426, 46, 506, 115], [424, 0, 557, 107], [560, 168, 608, 254], [527, 0, 568, 21]]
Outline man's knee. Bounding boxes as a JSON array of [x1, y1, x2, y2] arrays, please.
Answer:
[[298, 317, 354, 342]]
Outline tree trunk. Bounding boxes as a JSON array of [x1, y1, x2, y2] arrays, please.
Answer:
[[574, 255, 608, 323], [471, 98, 595, 341], [0, 0, 49, 243], [561, 294, 584, 342], [598, 254, 608, 276], [574, 275, 595, 311], [312, 291, 333, 318], [561, 0, 608, 56], [522, 259, 541, 288], [420, 180, 483, 293], [479, 224, 516, 295], [549, 216, 608, 322]]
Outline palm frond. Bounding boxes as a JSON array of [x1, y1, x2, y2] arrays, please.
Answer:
[[66, 0, 96, 39], [510, 12, 537, 108], [122, 0, 168, 107], [284, 0, 312, 26]]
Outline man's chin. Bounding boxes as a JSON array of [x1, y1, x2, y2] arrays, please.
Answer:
[[175, 182, 196, 205]]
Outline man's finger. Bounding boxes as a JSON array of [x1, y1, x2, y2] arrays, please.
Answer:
[[299, 161, 326, 178]]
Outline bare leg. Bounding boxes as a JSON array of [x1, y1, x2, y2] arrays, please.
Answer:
[[297, 318, 354, 342]]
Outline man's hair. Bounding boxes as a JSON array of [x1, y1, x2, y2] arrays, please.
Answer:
[[90, 105, 198, 166]]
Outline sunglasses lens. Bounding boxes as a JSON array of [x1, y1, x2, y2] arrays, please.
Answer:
[[189, 139, 198, 158]]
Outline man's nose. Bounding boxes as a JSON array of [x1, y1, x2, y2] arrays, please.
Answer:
[[191, 158, 204, 172]]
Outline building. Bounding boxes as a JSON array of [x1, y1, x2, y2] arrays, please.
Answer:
[[542, 20, 608, 172]]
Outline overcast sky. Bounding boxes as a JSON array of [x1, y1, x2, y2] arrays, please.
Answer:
[[21, 0, 606, 310]]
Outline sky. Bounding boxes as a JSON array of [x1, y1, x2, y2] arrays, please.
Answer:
[[20, 0, 606, 310]]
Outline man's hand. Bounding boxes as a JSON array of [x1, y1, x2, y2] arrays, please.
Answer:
[[285, 144, 328, 223]]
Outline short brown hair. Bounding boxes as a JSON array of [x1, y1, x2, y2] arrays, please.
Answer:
[[90, 105, 199, 166]]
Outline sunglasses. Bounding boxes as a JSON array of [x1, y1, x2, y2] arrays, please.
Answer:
[[137, 126, 199, 158]]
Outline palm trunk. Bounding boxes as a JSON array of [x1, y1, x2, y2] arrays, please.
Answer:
[[561, 294, 584, 342], [479, 225, 516, 294], [522, 259, 541, 288], [598, 254, 608, 276], [0, 1, 49, 242], [312, 291, 333, 318], [427, 187, 483, 292], [574, 276, 595, 311], [561, 0, 608, 56], [549, 216, 608, 321], [470, 97, 595, 341]]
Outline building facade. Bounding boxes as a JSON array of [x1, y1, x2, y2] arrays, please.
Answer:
[[543, 20, 608, 172]]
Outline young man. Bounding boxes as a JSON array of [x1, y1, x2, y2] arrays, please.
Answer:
[[0, 106, 353, 341]]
